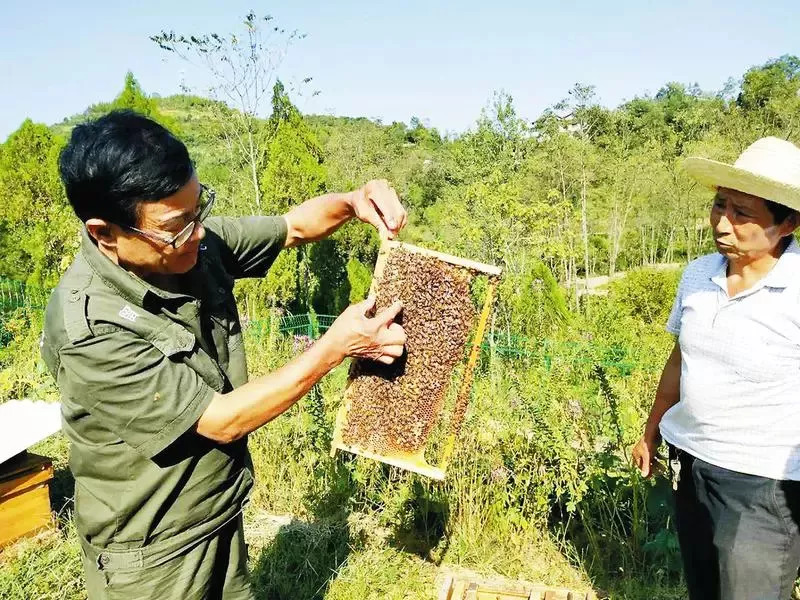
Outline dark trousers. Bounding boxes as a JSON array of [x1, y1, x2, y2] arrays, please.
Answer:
[[671, 446, 800, 600]]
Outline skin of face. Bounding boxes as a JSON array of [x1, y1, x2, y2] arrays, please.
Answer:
[[710, 187, 798, 265], [87, 175, 206, 279]]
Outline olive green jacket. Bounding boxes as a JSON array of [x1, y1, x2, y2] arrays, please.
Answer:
[[41, 216, 286, 553]]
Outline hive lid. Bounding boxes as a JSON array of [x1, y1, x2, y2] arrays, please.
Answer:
[[0, 400, 62, 465]]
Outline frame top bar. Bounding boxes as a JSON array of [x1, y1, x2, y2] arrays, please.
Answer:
[[384, 241, 503, 277]]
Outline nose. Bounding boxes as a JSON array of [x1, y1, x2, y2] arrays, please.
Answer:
[[717, 213, 732, 232], [711, 206, 732, 235]]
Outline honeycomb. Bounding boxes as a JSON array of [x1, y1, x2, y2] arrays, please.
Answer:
[[340, 248, 477, 456]]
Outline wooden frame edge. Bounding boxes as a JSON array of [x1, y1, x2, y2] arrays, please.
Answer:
[[332, 442, 446, 481], [383, 240, 503, 277]]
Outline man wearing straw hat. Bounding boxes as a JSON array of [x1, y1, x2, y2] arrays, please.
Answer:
[[633, 136, 800, 600]]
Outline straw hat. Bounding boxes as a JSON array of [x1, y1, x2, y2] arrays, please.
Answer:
[[684, 136, 800, 211]]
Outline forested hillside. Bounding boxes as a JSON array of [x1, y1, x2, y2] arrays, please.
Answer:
[[0, 54, 799, 600], [3, 56, 799, 334]]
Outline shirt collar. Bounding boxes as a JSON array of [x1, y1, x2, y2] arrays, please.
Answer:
[[710, 237, 800, 295], [80, 227, 197, 307], [764, 237, 800, 289]]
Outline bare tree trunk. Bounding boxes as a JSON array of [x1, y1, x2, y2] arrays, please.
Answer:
[[612, 174, 636, 275], [570, 254, 579, 312], [640, 226, 647, 267], [650, 226, 657, 265], [247, 128, 261, 209], [684, 225, 692, 263], [610, 202, 632, 276], [663, 226, 675, 263], [581, 167, 590, 296], [609, 223, 618, 276], [609, 202, 621, 276]]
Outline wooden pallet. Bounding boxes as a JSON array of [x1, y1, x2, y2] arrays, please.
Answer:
[[0, 451, 54, 547], [439, 573, 598, 600]]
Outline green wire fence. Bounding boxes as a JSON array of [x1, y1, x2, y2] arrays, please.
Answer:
[[0, 278, 639, 374], [247, 313, 338, 341], [248, 314, 637, 374]]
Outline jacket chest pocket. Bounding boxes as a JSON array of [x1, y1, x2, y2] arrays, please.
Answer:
[[150, 321, 226, 392], [207, 288, 248, 387], [208, 287, 241, 343]]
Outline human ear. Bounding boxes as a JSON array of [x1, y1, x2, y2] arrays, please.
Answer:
[[780, 211, 800, 238], [85, 219, 118, 250]]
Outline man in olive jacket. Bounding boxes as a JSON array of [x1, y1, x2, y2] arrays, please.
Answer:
[[42, 110, 407, 599]]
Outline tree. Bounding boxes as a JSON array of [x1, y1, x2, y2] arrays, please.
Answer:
[[738, 55, 800, 136], [260, 81, 326, 214], [0, 121, 77, 287], [533, 84, 600, 304], [152, 12, 306, 210], [110, 72, 181, 133], [346, 258, 371, 303], [738, 55, 800, 111]]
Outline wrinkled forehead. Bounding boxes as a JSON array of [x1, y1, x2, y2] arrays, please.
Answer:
[[715, 187, 768, 210]]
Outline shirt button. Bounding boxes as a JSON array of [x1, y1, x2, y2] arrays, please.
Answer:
[[218, 287, 225, 295], [100, 554, 110, 566]]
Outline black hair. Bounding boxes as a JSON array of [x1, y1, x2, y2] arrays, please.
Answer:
[[765, 199, 799, 225], [59, 110, 193, 226]]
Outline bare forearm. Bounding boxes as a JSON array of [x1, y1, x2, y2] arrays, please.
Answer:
[[197, 336, 344, 443], [283, 192, 355, 247], [644, 342, 681, 441]]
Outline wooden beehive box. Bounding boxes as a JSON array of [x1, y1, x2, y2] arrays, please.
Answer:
[[331, 240, 501, 480], [0, 451, 54, 547]]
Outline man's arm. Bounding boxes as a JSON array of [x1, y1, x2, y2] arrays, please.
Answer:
[[196, 296, 406, 443], [203, 179, 406, 278], [196, 330, 341, 443], [632, 341, 681, 477], [283, 179, 407, 248]]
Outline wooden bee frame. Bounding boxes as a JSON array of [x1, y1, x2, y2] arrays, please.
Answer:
[[331, 240, 501, 480]]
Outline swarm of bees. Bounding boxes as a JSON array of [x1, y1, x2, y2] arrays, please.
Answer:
[[341, 249, 476, 454]]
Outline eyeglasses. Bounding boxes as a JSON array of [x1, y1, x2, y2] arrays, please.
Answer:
[[122, 185, 216, 249]]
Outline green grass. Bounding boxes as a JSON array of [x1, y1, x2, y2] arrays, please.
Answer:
[[0, 314, 688, 599]]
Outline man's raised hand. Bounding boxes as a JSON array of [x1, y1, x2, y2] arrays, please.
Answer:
[[350, 179, 408, 240]]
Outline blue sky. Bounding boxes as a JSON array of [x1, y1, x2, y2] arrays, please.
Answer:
[[1, 0, 798, 141]]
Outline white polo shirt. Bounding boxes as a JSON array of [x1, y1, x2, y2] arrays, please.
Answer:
[[660, 238, 800, 480]]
